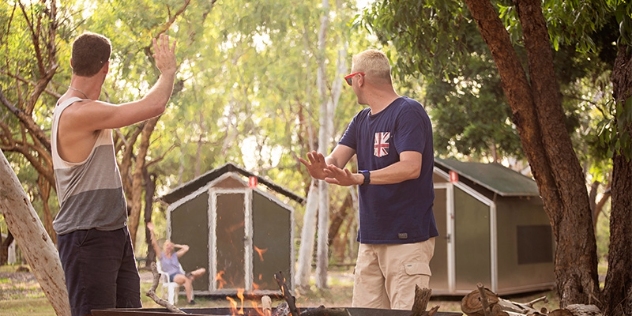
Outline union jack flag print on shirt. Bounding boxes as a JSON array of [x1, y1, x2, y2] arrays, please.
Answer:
[[374, 132, 390, 157]]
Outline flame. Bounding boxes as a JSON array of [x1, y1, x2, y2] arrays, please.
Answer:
[[237, 288, 245, 314], [226, 296, 240, 315], [216, 270, 227, 289], [254, 246, 268, 261], [225, 288, 270, 316]]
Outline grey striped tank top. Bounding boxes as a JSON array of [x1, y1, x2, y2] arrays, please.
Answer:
[[52, 97, 127, 235]]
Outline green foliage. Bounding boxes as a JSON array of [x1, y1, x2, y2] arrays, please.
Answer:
[[361, 0, 471, 82], [361, 0, 525, 161]]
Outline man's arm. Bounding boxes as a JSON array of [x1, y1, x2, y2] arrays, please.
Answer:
[[298, 144, 356, 180], [325, 144, 356, 168], [324, 151, 422, 186], [63, 34, 177, 132], [366, 151, 422, 184]]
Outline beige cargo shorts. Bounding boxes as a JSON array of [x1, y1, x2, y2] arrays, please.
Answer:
[[351, 238, 435, 310]]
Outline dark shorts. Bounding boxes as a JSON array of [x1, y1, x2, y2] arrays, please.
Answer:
[[57, 227, 141, 316], [169, 273, 179, 282]]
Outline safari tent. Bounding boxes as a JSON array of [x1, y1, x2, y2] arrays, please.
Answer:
[[430, 158, 555, 295], [159, 163, 303, 296]]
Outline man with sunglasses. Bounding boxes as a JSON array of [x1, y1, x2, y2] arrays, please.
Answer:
[[299, 49, 437, 310]]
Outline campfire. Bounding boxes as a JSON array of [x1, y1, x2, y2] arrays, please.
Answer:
[[90, 263, 459, 316], [90, 263, 600, 316]]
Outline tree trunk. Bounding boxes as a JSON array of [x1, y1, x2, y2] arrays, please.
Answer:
[[144, 169, 157, 269], [315, 0, 331, 290], [38, 175, 57, 244], [295, 181, 319, 288], [0, 149, 70, 316], [328, 191, 352, 247], [602, 43, 632, 316], [0, 231, 14, 265], [129, 116, 160, 247], [515, 0, 599, 306], [464, 0, 599, 307]]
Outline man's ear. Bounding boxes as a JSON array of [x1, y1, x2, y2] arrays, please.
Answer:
[[70, 58, 74, 69], [101, 61, 109, 74], [358, 74, 365, 87]]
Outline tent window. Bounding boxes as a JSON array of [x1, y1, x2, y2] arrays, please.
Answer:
[[517, 225, 553, 264]]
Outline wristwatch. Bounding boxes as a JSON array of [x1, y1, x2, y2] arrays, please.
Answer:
[[359, 170, 370, 186]]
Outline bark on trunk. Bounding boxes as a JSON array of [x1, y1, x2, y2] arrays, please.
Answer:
[[328, 191, 352, 248], [128, 116, 160, 247], [602, 43, 632, 316], [0, 231, 14, 265], [144, 169, 157, 269], [515, 0, 599, 305], [464, 0, 599, 307], [0, 150, 70, 316], [315, 0, 331, 290], [295, 181, 319, 288]]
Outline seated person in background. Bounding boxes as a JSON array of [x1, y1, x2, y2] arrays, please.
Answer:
[[147, 222, 206, 305]]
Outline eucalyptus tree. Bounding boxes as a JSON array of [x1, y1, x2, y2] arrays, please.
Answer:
[[149, 0, 362, 289], [362, 0, 631, 313], [0, 0, 198, 249], [0, 0, 70, 245]]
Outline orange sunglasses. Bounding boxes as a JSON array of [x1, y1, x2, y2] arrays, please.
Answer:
[[344, 72, 365, 86]]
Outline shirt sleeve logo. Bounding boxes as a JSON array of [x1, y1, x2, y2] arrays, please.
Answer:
[[374, 132, 390, 157]]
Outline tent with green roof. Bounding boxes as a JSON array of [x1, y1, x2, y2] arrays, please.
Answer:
[[430, 158, 555, 295]]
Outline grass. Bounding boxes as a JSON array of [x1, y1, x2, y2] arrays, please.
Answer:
[[0, 264, 564, 316]]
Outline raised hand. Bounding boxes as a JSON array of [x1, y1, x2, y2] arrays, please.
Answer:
[[152, 34, 177, 75], [323, 165, 362, 186], [298, 151, 329, 180]]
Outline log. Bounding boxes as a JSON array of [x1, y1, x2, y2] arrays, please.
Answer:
[[411, 285, 433, 315], [274, 271, 300, 316], [411, 285, 440, 316], [0, 150, 71, 316], [547, 309, 573, 316], [462, 285, 499, 316], [145, 262, 186, 314], [461, 285, 544, 316], [262, 295, 273, 316], [477, 283, 493, 316], [564, 304, 602, 316]]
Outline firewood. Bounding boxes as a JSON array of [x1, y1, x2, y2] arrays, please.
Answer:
[[564, 304, 602, 316], [274, 271, 300, 316], [461, 285, 546, 316], [462, 284, 499, 316], [146, 262, 186, 314], [547, 309, 573, 316], [411, 285, 433, 316], [426, 305, 441, 316], [262, 295, 273, 316]]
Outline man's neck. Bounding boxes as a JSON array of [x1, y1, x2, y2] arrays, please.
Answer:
[[68, 75, 102, 100], [368, 90, 400, 115]]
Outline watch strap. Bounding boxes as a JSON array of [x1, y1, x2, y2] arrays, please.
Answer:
[[360, 170, 370, 185]]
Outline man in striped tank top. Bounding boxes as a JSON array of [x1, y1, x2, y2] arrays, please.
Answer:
[[52, 32, 177, 316]]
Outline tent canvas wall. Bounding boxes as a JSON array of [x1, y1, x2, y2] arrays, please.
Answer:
[[160, 163, 301, 296], [430, 158, 555, 296]]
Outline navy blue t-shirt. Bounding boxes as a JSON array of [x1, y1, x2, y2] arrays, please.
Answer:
[[339, 97, 439, 244]]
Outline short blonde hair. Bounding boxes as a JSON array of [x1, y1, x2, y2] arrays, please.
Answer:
[[351, 49, 392, 84]]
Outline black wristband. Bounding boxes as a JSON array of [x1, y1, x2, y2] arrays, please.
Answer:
[[359, 170, 370, 185]]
